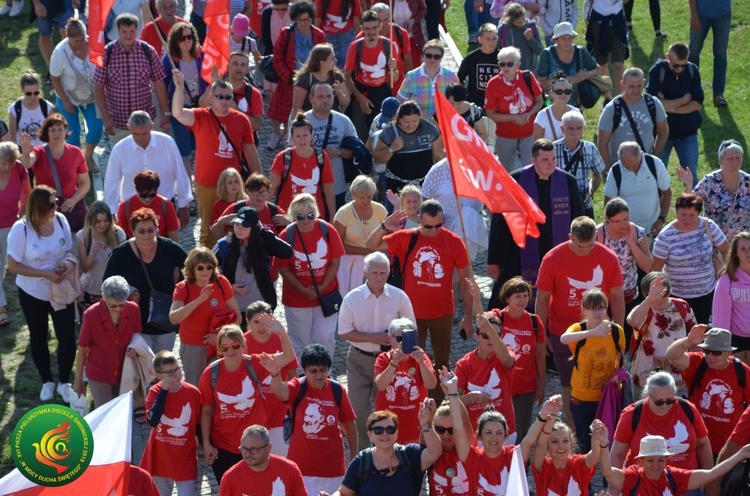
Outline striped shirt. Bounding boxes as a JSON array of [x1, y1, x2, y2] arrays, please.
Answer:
[[653, 218, 727, 298], [554, 139, 606, 208]]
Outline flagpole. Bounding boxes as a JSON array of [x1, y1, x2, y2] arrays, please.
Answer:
[[154, 21, 177, 71], [389, 6, 394, 89]]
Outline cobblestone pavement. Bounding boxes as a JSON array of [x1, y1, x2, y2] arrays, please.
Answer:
[[89, 28, 569, 494]]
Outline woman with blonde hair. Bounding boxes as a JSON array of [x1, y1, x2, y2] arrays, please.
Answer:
[[210, 168, 247, 230], [292, 43, 350, 118]]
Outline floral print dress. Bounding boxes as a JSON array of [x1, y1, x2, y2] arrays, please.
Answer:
[[631, 298, 696, 394], [693, 170, 750, 240]]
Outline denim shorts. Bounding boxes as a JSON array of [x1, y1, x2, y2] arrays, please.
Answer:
[[37, 0, 74, 37]]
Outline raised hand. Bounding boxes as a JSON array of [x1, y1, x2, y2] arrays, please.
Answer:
[[540, 394, 563, 419], [259, 352, 281, 376]]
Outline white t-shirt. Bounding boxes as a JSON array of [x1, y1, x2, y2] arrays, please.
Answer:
[[107, 0, 150, 41], [533, 106, 571, 142], [7, 100, 54, 146], [7, 214, 74, 301], [49, 38, 96, 103]]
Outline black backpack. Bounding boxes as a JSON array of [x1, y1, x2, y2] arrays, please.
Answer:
[[631, 397, 694, 431], [571, 322, 623, 370], [387, 230, 420, 289], [282, 377, 343, 442], [688, 356, 747, 399], [208, 355, 266, 405], [14, 99, 50, 126], [610, 154, 665, 203], [629, 469, 677, 496], [611, 93, 658, 153], [353, 37, 392, 82]]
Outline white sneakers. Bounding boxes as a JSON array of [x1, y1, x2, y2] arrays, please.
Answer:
[[40, 381, 55, 401], [8, 0, 24, 17], [57, 383, 72, 404]]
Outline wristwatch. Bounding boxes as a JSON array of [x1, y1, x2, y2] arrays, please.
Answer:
[[658, 216, 666, 223], [387, 146, 395, 154]]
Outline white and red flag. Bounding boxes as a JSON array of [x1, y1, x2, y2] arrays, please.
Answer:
[[201, 0, 231, 82], [89, 0, 117, 67], [434, 89, 546, 248]]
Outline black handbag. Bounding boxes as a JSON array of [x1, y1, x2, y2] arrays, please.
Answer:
[[576, 79, 601, 109], [135, 243, 179, 333], [295, 225, 342, 317], [259, 55, 280, 83]]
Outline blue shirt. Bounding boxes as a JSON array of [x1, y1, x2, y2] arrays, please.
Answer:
[[646, 60, 704, 140], [295, 30, 313, 70], [341, 444, 425, 496], [696, 0, 730, 19]]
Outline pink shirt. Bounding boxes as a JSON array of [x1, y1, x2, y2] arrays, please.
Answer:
[[713, 269, 750, 337]]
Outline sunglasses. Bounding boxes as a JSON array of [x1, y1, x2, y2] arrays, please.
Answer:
[[25, 91, 41, 96], [671, 62, 687, 68], [370, 425, 397, 435], [720, 139, 740, 151], [434, 426, 454, 435], [498, 62, 516, 68], [196, 264, 215, 271], [136, 228, 155, 235], [138, 192, 157, 199], [158, 366, 181, 376], [651, 397, 676, 407], [424, 53, 443, 60], [296, 212, 316, 221], [219, 342, 242, 353], [703, 349, 725, 357], [213, 94, 233, 101], [422, 223, 443, 230], [552, 89, 573, 95]]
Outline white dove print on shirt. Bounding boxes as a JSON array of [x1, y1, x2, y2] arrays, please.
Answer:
[[478, 466, 509, 496], [270, 476, 286, 496], [160, 403, 192, 437], [648, 420, 690, 455], [467, 368, 502, 400], [361, 51, 387, 80], [327, 13, 349, 30], [290, 166, 320, 196], [433, 461, 469, 495], [293, 237, 328, 270], [549, 477, 582, 496], [216, 376, 256, 411], [568, 266, 604, 291]]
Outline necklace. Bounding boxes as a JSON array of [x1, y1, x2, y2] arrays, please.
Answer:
[[373, 450, 396, 473]]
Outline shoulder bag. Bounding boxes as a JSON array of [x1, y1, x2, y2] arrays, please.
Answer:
[[134, 242, 179, 332], [295, 223, 342, 317]]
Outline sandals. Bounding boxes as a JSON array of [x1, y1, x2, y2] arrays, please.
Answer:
[[714, 95, 729, 107], [0, 311, 9, 326], [133, 406, 147, 424]]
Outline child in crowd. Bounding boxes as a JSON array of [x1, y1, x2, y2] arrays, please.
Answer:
[[210, 168, 247, 228]]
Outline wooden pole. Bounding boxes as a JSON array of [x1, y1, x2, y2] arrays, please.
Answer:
[[389, 5, 394, 89]]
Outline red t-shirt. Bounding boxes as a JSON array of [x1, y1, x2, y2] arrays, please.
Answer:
[[198, 355, 268, 453], [491, 309, 545, 395], [140, 17, 184, 55], [128, 464, 160, 496], [210, 199, 235, 227], [536, 243, 624, 336], [384, 228, 469, 319], [219, 454, 308, 496], [140, 382, 201, 480], [0, 162, 28, 228], [682, 352, 750, 455], [615, 398, 708, 469], [243, 332, 300, 427], [483, 71, 542, 139], [620, 465, 692, 496], [467, 445, 515, 495], [354, 26, 409, 93], [374, 349, 435, 443], [172, 275, 234, 346], [276, 220, 345, 308], [730, 405, 750, 446], [430, 449, 471, 496], [315, 0, 362, 34], [455, 349, 516, 434], [344, 37, 399, 87], [188, 108, 255, 187], [31, 143, 88, 198], [269, 147, 334, 216], [248, 0, 267, 35], [232, 83, 264, 119], [285, 377, 357, 477], [220, 200, 286, 235], [531, 455, 595, 496], [116, 195, 179, 238]]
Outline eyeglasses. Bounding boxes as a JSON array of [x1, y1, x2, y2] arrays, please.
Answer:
[[136, 228, 155, 235], [248, 189, 269, 196], [24, 91, 41, 96], [196, 264, 215, 271], [498, 61, 516, 68], [434, 426, 454, 435], [370, 425, 397, 435], [424, 53, 443, 60], [178, 34, 194, 42], [158, 366, 181, 376], [239, 443, 269, 455], [552, 89, 573, 95], [651, 397, 676, 407], [422, 223, 443, 230], [212, 94, 233, 101], [305, 367, 329, 376], [296, 17, 312, 23], [138, 192, 157, 199], [703, 349, 725, 357], [296, 212, 316, 221], [219, 342, 242, 353]]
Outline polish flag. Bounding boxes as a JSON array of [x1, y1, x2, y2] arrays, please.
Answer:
[[0, 393, 133, 495], [89, 0, 117, 67], [201, 0, 231, 82], [434, 89, 546, 248], [505, 445, 530, 496]]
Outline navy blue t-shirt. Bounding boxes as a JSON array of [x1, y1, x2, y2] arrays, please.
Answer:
[[646, 60, 704, 140], [341, 444, 425, 496]]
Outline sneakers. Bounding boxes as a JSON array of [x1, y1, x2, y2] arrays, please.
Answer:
[[0, 3, 11, 15], [9, 0, 23, 17], [57, 383, 72, 404], [266, 131, 280, 150], [655, 31, 668, 40], [40, 381, 55, 401]]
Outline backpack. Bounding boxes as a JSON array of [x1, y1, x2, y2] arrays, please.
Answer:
[[105, 39, 153, 66], [234, 199, 279, 219], [629, 469, 677, 496], [631, 397, 694, 432], [125, 197, 168, 230], [357, 444, 414, 483], [276, 147, 326, 202], [14, 99, 50, 126], [658, 63, 695, 86], [610, 154, 665, 202], [497, 310, 540, 339], [208, 355, 266, 405], [519, 70, 533, 95], [611, 93, 657, 145], [353, 37, 392, 83], [387, 230, 420, 289], [499, 21, 538, 47], [282, 377, 343, 442], [571, 322, 623, 370], [285, 219, 330, 247], [688, 356, 746, 399]]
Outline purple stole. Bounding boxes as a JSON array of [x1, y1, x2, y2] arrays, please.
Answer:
[[518, 165, 572, 288]]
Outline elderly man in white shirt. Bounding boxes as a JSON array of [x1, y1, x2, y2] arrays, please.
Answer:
[[104, 111, 193, 226], [338, 251, 415, 444]]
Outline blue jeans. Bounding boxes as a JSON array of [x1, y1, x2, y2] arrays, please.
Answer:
[[55, 95, 103, 147], [37, 0, 73, 36], [660, 133, 699, 187], [689, 14, 730, 96], [171, 116, 195, 159], [569, 397, 599, 453], [464, 0, 492, 43], [326, 29, 355, 69]]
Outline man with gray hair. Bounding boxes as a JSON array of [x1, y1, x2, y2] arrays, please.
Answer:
[[604, 141, 672, 238], [140, 0, 185, 55], [554, 111, 605, 219], [338, 251, 415, 443], [220, 425, 307, 495], [104, 111, 192, 228]]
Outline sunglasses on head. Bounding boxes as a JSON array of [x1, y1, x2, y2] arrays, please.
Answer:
[[552, 89, 573, 95], [213, 94, 233, 101], [219, 342, 242, 353], [370, 425, 397, 435], [422, 223, 443, 230], [651, 397, 676, 407], [25, 91, 41, 96], [179, 34, 194, 42], [196, 264, 214, 271], [296, 212, 316, 221], [424, 53, 443, 60], [720, 139, 740, 152], [498, 61, 516, 68], [703, 349, 725, 357], [434, 426, 454, 435], [138, 192, 157, 199]]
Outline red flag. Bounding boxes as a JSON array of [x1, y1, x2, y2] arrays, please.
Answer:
[[89, 0, 116, 67], [434, 89, 546, 249], [201, 0, 231, 83]]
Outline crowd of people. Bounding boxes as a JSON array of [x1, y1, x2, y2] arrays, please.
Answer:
[[1, 0, 748, 494]]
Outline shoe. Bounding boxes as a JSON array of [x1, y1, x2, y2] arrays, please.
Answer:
[[57, 383, 72, 404], [655, 31, 668, 40], [8, 0, 23, 17], [40, 381, 55, 401], [86, 157, 100, 174], [714, 94, 729, 107], [0, 3, 11, 15], [266, 131, 280, 150]]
